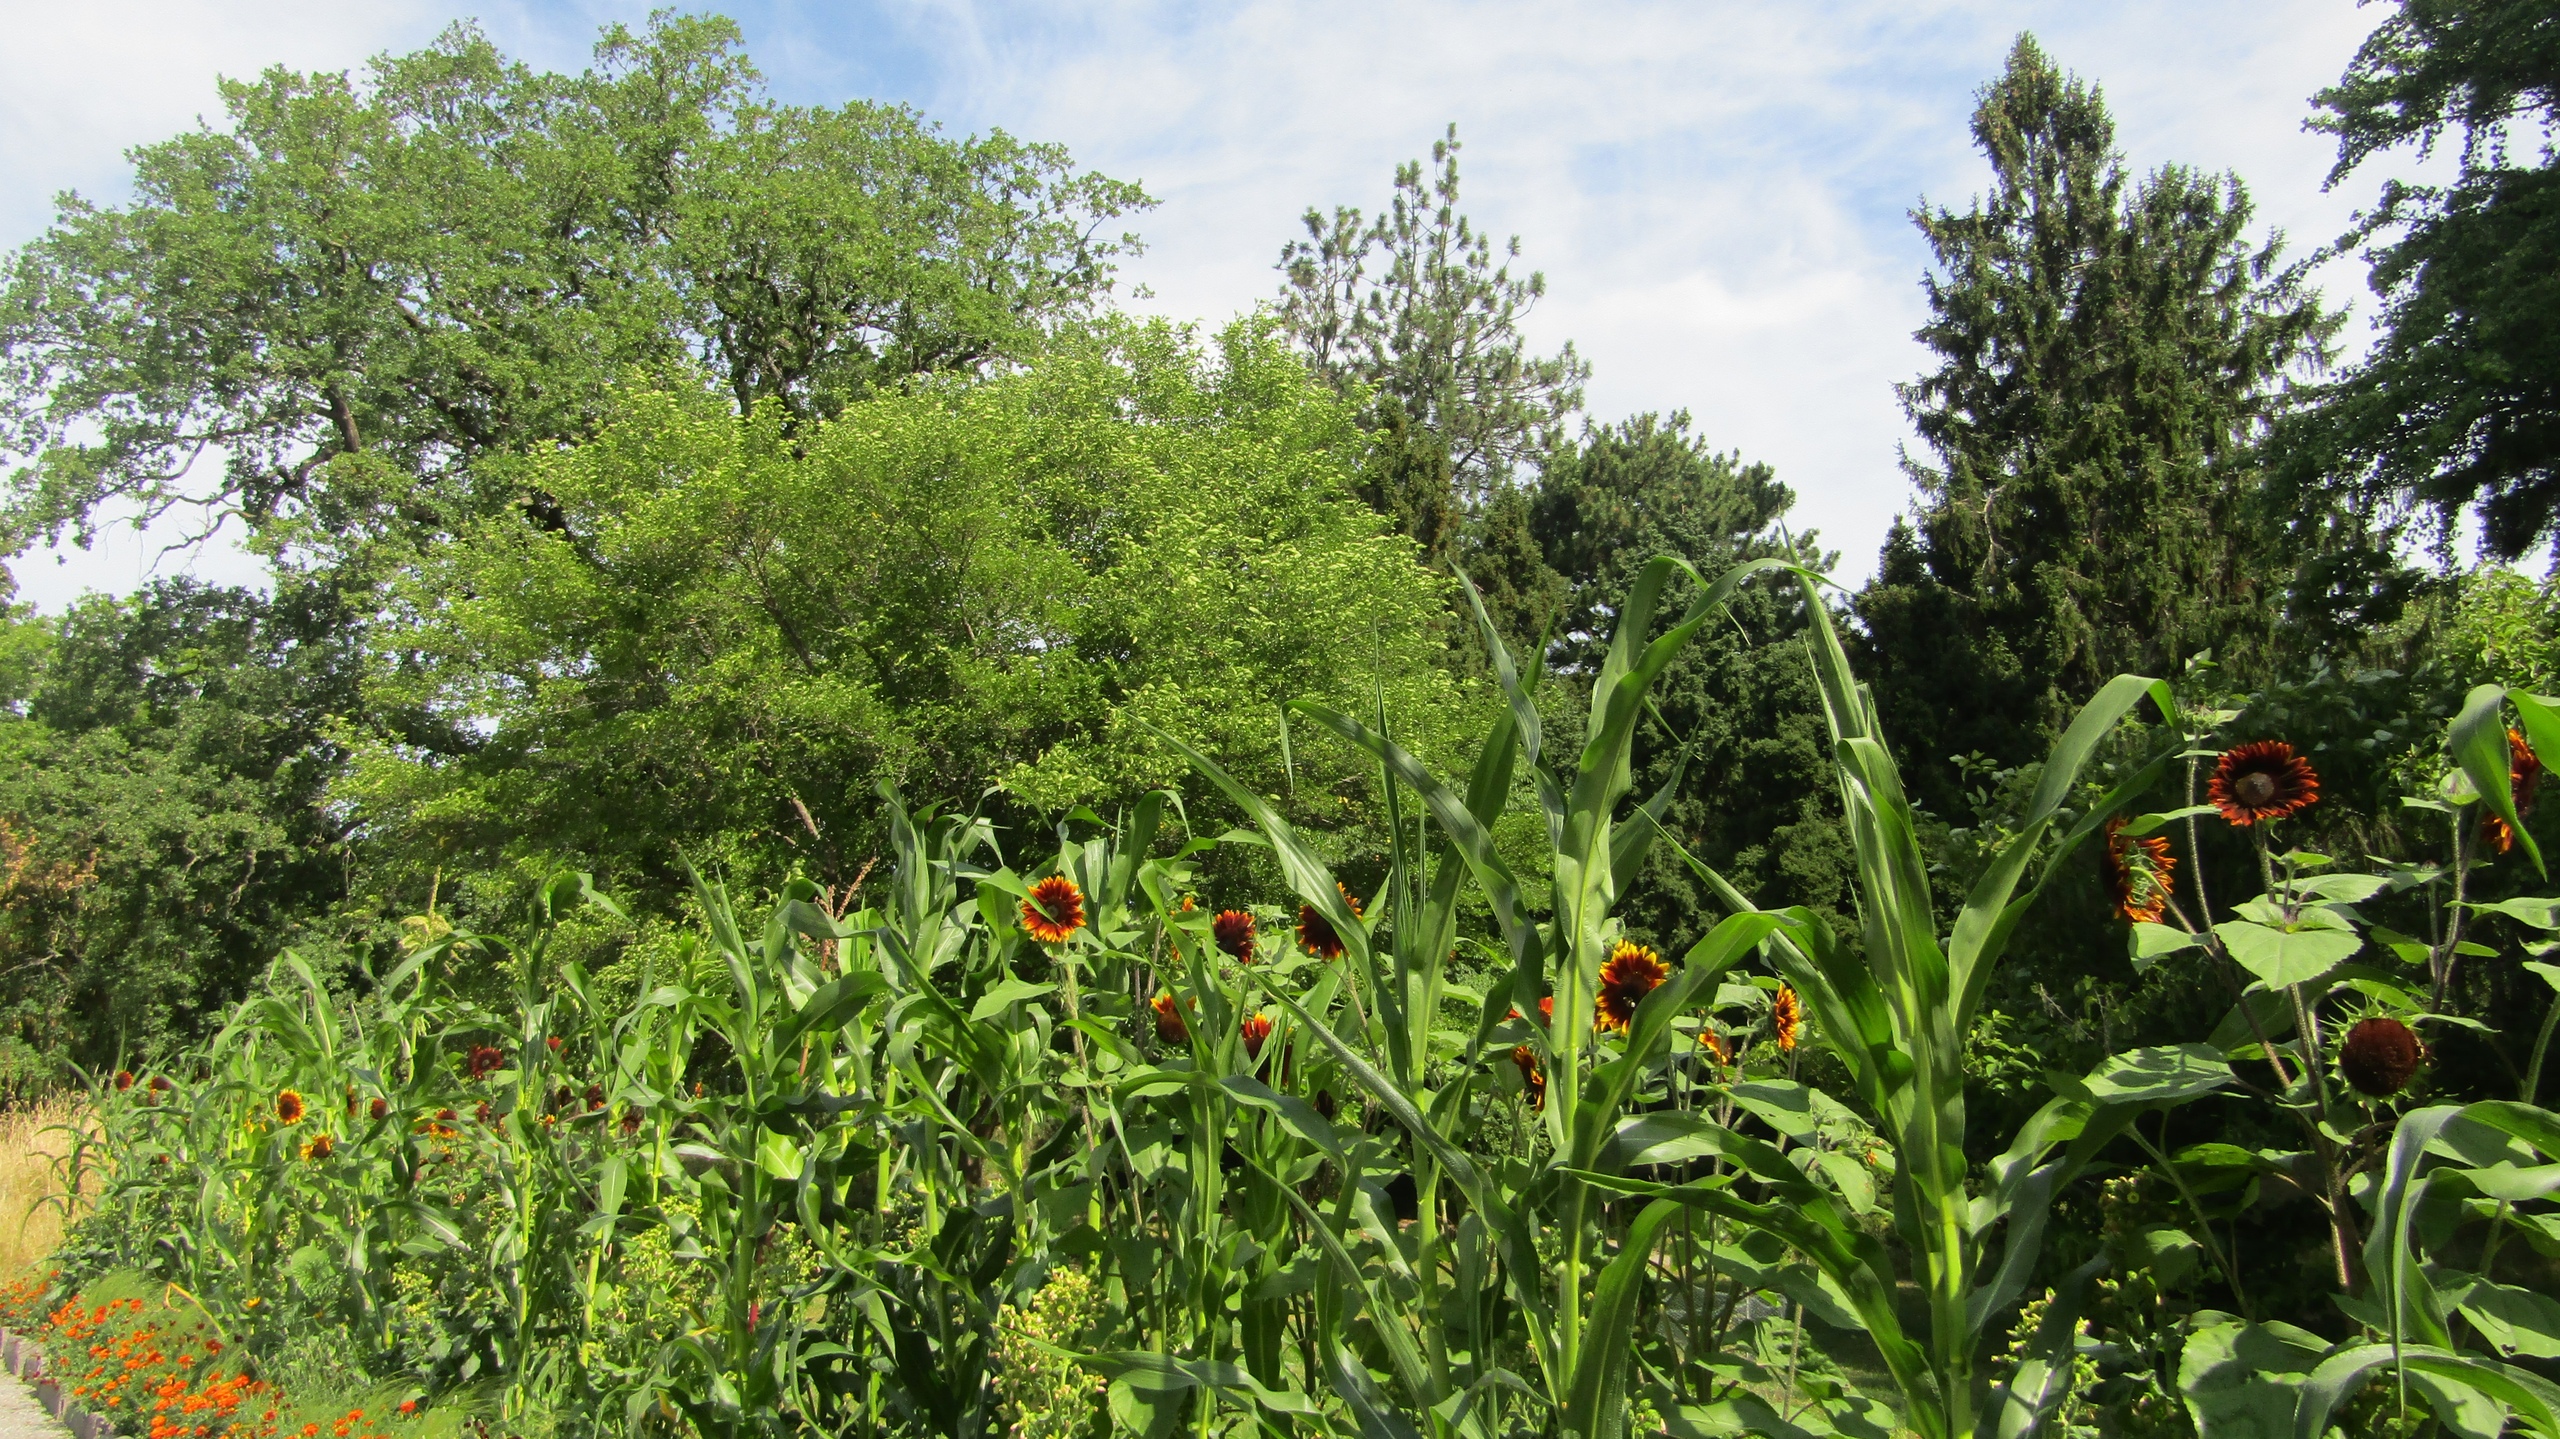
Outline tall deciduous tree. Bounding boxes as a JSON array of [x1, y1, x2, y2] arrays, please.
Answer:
[[2281, 0, 2560, 562], [1859, 35, 2335, 810], [0, 14, 1148, 569]]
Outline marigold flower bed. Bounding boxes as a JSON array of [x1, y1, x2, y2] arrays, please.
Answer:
[[0, 1274, 441, 1439]]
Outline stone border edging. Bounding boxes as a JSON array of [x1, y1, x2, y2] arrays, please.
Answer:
[[0, 1327, 117, 1439]]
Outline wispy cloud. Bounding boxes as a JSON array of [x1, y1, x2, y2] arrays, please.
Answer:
[[2, 0, 2395, 609]]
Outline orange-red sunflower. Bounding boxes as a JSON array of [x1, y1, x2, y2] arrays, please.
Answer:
[[1772, 985, 1802, 1051], [1507, 995, 1558, 1025], [2099, 816, 2178, 924], [1020, 875, 1088, 945], [2208, 741, 2319, 826], [113, 1070, 134, 1092], [368, 1097, 388, 1121], [1595, 941, 1669, 1033], [2483, 729, 2544, 854], [300, 1133, 334, 1162], [275, 1089, 306, 1125], [1297, 884, 1363, 960], [1700, 1027, 1731, 1069], [1240, 1014, 1274, 1059], [1213, 909, 1258, 963], [1510, 1045, 1546, 1109], [1151, 991, 1190, 1045]]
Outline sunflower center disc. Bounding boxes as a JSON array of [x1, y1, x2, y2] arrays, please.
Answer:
[[2236, 772, 2277, 807]]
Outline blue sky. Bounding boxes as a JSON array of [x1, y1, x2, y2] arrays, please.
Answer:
[[1, 0, 2397, 610]]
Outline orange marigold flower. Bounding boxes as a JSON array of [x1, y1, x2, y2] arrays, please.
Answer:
[[1151, 991, 1189, 1045], [2483, 729, 2544, 854], [1020, 874, 1088, 945], [2208, 740, 2319, 826], [1773, 985, 1803, 1051], [2099, 816, 2178, 924], [1212, 909, 1258, 963], [300, 1134, 334, 1162], [1297, 884, 1363, 960], [2339, 1016, 2425, 1097], [273, 1090, 305, 1125], [1510, 1045, 1546, 1108], [1595, 941, 1669, 1033], [1240, 1014, 1273, 1059]]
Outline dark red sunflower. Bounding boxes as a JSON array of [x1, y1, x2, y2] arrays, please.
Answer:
[[2339, 1016, 2424, 1097], [2100, 816, 2178, 924], [465, 1045, 505, 1080], [1595, 941, 1669, 1033], [1700, 1027, 1731, 1069], [620, 1104, 645, 1137], [1772, 985, 1802, 1052], [368, 1097, 389, 1121], [274, 1090, 306, 1125], [2483, 729, 2544, 854], [1506, 995, 1558, 1025], [1297, 884, 1363, 960], [1240, 1014, 1274, 1059], [1213, 909, 1258, 963], [1510, 1045, 1546, 1109], [113, 1070, 134, 1092], [300, 1133, 334, 1162], [1151, 991, 1190, 1045], [2208, 741, 2320, 826], [585, 1084, 607, 1112], [1020, 875, 1088, 945]]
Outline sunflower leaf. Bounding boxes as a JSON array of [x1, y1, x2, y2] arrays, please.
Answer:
[[2214, 916, 2363, 989]]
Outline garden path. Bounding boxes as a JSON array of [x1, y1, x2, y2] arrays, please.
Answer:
[[0, 1374, 62, 1437]]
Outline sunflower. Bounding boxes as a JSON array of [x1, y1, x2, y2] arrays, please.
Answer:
[[1772, 986, 1802, 1052], [2339, 1016, 2424, 1097], [1506, 995, 1558, 1025], [620, 1105, 645, 1137], [1595, 941, 1669, 1033], [113, 1070, 134, 1092], [1700, 1027, 1731, 1068], [300, 1133, 334, 1162], [2483, 729, 2544, 854], [1020, 875, 1088, 945], [1510, 1045, 1546, 1109], [274, 1090, 306, 1125], [368, 1098, 388, 1121], [1212, 909, 1259, 963], [465, 1045, 505, 1080], [2099, 816, 2178, 924], [1240, 1014, 1274, 1059], [1151, 991, 1190, 1045], [1297, 884, 1363, 960], [2208, 741, 2320, 826]]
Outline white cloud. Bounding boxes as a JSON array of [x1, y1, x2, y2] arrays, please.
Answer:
[[1, 0, 2409, 608]]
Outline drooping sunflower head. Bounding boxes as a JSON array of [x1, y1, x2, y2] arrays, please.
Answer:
[[1151, 991, 1190, 1045], [1772, 985, 1803, 1052], [1240, 1014, 1274, 1059], [2483, 729, 2545, 853], [2339, 1016, 2425, 1097], [1595, 941, 1669, 1033], [300, 1133, 334, 1162], [1020, 874, 1088, 945], [2208, 741, 2319, 826], [1297, 884, 1363, 961], [275, 1090, 306, 1125], [1213, 909, 1258, 963], [1510, 1045, 1546, 1109], [2100, 816, 2178, 924]]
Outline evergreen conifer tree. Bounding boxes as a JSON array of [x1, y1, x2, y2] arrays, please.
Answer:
[[1859, 35, 2336, 811]]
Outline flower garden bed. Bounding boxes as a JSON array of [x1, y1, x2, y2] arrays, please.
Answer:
[[0, 1273, 453, 1439]]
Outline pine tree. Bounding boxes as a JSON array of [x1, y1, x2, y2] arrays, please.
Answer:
[[1858, 35, 2335, 810], [2281, 0, 2560, 562]]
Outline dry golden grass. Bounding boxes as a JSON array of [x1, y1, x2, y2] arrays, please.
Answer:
[[0, 1099, 89, 1279]]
